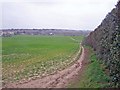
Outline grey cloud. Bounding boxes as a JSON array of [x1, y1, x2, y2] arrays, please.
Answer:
[[1, 0, 118, 30]]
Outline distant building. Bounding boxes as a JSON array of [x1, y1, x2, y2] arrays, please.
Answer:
[[49, 33, 53, 35]]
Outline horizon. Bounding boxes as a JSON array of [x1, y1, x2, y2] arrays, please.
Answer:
[[1, 28, 92, 31]]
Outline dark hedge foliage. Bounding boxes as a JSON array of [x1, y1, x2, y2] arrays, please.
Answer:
[[83, 1, 120, 87]]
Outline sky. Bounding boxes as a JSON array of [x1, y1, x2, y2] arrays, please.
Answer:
[[0, 0, 118, 30]]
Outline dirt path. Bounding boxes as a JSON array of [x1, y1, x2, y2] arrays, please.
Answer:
[[4, 46, 88, 88]]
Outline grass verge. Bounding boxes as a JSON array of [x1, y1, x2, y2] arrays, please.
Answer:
[[68, 46, 110, 88]]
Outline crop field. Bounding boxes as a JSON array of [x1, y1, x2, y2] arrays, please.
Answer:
[[2, 35, 84, 85]]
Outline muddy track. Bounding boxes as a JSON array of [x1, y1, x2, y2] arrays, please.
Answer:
[[4, 46, 85, 88]]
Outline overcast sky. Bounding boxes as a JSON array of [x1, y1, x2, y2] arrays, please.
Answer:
[[1, 0, 118, 30]]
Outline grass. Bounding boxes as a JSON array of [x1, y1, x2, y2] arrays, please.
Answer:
[[68, 46, 110, 88], [71, 35, 84, 42], [2, 35, 84, 84]]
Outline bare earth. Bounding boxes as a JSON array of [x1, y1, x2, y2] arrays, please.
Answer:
[[4, 46, 89, 88]]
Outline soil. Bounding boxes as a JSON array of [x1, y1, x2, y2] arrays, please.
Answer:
[[3, 46, 90, 88]]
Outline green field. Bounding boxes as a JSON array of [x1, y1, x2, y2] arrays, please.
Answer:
[[2, 35, 84, 84]]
